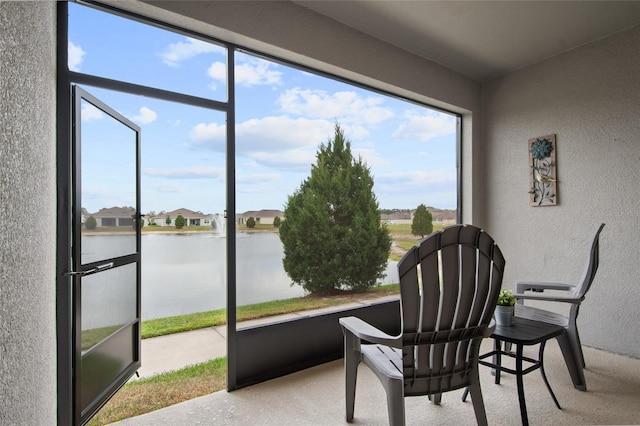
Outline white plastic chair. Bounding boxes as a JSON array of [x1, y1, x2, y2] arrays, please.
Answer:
[[514, 223, 605, 391]]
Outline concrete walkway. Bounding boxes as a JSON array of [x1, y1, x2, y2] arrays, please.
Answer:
[[134, 296, 396, 378], [135, 326, 227, 378]]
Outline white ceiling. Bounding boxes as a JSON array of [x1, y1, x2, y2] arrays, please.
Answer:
[[294, 1, 640, 82]]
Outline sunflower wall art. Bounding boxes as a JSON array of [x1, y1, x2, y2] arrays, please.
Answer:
[[528, 134, 557, 206]]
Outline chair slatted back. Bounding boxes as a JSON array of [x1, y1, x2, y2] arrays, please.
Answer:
[[574, 223, 605, 299], [397, 225, 505, 396]]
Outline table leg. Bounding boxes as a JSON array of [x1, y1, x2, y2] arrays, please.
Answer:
[[516, 344, 529, 426], [539, 341, 562, 409], [494, 338, 501, 384]]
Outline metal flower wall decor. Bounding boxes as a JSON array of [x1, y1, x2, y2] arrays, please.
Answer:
[[528, 134, 557, 206]]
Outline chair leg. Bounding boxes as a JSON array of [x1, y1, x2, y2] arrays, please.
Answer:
[[569, 306, 587, 369], [384, 377, 405, 426], [574, 327, 586, 368], [428, 393, 442, 405], [343, 333, 361, 422], [556, 332, 587, 391], [467, 379, 488, 426]]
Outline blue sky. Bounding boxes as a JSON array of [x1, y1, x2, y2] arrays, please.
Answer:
[[69, 3, 457, 216]]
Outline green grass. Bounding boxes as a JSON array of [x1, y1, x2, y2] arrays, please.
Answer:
[[237, 223, 279, 232], [87, 357, 227, 425], [387, 222, 447, 236], [141, 283, 399, 339], [395, 240, 419, 251], [143, 225, 215, 232], [387, 223, 413, 235]]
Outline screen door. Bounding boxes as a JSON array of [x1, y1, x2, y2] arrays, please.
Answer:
[[71, 86, 142, 425]]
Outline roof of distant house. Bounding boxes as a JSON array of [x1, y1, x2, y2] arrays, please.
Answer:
[[90, 206, 135, 217], [237, 209, 284, 218], [157, 208, 210, 219]]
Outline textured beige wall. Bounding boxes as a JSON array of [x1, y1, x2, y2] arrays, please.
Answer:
[[480, 25, 640, 357], [0, 1, 57, 423]]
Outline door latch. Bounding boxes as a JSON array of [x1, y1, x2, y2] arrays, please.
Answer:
[[64, 262, 114, 277]]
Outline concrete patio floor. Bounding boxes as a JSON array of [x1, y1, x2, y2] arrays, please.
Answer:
[[117, 336, 640, 425]]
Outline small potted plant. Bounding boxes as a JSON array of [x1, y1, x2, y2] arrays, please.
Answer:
[[495, 289, 517, 326]]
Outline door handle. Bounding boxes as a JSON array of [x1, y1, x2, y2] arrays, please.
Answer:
[[64, 262, 114, 277]]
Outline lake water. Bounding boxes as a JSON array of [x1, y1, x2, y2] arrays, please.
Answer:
[[83, 232, 399, 321]]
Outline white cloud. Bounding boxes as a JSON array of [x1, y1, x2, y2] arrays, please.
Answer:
[[187, 116, 381, 170], [82, 187, 116, 201], [277, 88, 394, 124], [68, 41, 86, 71], [189, 122, 226, 151], [160, 37, 224, 66], [237, 116, 332, 153], [151, 182, 186, 193], [207, 57, 282, 88], [236, 173, 281, 184], [351, 147, 389, 168], [131, 107, 157, 125], [81, 103, 104, 121], [235, 58, 283, 87], [377, 170, 457, 190], [392, 111, 456, 141], [207, 62, 226, 90], [189, 116, 332, 152], [144, 166, 225, 180], [250, 150, 317, 171]]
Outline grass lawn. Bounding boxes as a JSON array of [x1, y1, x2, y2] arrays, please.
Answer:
[[88, 358, 227, 425], [142, 283, 399, 338]]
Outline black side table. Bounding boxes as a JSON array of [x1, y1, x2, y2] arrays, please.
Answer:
[[465, 316, 564, 426]]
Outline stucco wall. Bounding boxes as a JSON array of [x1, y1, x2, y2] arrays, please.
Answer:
[[480, 26, 640, 357], [0, 1, 57, 423]]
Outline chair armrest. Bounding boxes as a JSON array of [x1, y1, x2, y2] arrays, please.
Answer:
[[514, 292, 584, 304], [516, 281, 575, 293], [339, 316, 401, 348]]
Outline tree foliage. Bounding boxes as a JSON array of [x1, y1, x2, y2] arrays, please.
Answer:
[[411, 204, 433, 238], [165, 215, 171, 225], [279, 124, 391, 294], [175, 215, 185, 229], [246, 217, 256, 228], [273, 216, 281, 228], [85, 216, 97, 230]]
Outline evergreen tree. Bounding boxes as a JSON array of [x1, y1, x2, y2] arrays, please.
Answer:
[[85, 216, 97, 230], [411, 204, 433, 238], [246, 217, 256, 228], [279, 124, 391, 294], [273, 216, 281, 228], [165, 215, 171, 225], [175, 215, 185, 229]]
